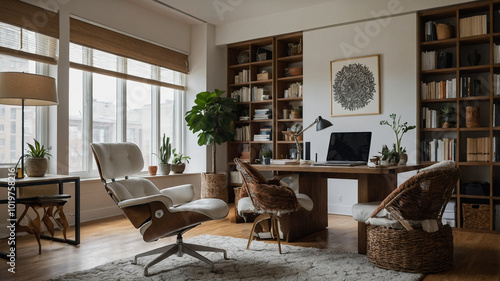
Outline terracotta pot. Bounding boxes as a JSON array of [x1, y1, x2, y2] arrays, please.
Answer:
[[201, 173, 228, 203], [25, 158, 48, 177], [171, 163, 185, 173], [148, 166, 157, 175]]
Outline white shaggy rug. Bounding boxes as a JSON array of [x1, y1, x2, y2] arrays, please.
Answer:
[[48, 235, 422, 281]]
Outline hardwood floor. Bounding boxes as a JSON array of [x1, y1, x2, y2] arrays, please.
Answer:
[[0, 205, 499, 281]]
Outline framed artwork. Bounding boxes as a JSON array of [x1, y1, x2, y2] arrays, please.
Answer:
[[330, 54, 380, 117]]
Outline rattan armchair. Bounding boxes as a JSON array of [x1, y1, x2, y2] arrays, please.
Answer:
[[234, 158, 313, 254], [353, 163, 460, 273]]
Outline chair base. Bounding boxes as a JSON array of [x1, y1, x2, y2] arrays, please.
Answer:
[[133, 231, 228, 276], [367, 224, 453, 273], [247, 213, 289, 254]]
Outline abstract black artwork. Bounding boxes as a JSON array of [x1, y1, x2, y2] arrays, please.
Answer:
[[330, 55, 380, 117]]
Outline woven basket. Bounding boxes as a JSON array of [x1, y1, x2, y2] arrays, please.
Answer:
[[367, 224, 453, 273], [435, 23, 454, 40], [462, 203, 490, 230]]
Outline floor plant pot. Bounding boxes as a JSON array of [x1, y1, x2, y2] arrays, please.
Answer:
[[201, 173, 228, 203], [171, 163, 185, 173], [25, 158, 48, 177], [158, 163, 171, 175]]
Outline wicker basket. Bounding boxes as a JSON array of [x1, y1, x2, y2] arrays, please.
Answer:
[[435, 23, 454, 40], [462, 203, 490, 230], [367, 224, 453, 273]]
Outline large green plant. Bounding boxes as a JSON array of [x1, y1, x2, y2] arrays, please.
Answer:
[[185, 89, 237, 173]]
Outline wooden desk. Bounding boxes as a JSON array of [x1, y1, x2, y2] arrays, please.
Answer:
[[253, 164, 425, 254], [0, 174, 80, 259]]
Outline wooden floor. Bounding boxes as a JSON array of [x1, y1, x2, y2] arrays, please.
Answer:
[[0, 205, 499, 281]]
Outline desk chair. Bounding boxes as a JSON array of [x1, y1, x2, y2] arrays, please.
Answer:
[[352, 161, 460, 273], [234, 158, 313, 254], [91, 142, 229, 275]]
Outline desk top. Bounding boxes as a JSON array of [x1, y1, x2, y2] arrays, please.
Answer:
[[252, 163, 426, 175], [0, 174, 80, 186]]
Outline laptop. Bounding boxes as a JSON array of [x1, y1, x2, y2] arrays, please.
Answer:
[[314, 132, 372, 166]]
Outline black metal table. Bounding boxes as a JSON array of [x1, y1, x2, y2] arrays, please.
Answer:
[[0, 174, 80, 259]]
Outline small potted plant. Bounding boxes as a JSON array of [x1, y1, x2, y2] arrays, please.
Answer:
[[379, 144, 399, 166], [290, 107, 301, 119], [171, 148, 190, 173], [380, 113, 416, 165], [440, 105, 455, 128], [153, 134, 171, 175], [24, 138, 52, 177]]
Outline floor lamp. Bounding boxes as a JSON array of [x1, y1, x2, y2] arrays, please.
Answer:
[[0, 72, 58, 178], [294, 116, 333, 162]]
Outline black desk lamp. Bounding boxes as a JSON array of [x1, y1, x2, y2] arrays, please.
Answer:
[[293, 116, 333, 162]]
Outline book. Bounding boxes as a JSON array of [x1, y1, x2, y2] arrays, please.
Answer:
[[270, 159, 298, 165]]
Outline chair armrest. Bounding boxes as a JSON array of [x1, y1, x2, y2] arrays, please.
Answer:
[[159, 184, 194, 205], [118, 194, 174, 209]]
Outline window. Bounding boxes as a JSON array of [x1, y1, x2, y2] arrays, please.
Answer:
[[69, 44, 186, 176]]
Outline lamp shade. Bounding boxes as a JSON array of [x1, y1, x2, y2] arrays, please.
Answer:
[[315, 116, 333, 131], [0, 72, 58, 106]]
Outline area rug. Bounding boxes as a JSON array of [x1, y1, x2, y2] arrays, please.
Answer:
[[48, 235, 422, 281]]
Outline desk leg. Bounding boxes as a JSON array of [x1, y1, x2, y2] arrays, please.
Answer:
[[357, 173, 397, 254], [283, 172, 328, 241], [75, 179, 80, 244]]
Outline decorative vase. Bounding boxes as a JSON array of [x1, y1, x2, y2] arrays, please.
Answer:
[[171, 163, 186, 173], [24, 158, 48, 177], [467, 49, 481, 66], [201, 173, 228, 203], [148, 165, 157, 176], [158, 163, 171, 175], [398, 153, 408, 165], [465, 106, 480, 128]]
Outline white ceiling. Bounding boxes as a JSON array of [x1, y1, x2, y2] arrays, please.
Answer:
[[141, 0, 337, 25]]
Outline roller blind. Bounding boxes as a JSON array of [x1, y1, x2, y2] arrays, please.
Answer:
[[0, 0, 59, 38], [70, 18, 188, 74]]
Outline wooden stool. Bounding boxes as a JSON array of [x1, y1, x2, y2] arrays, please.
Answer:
[[17, 194, 71, 254]]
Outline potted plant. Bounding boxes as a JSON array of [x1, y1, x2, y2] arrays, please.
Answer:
[[171, 148, 190, 173], [379, 144, 399, 166], [185, 89, 237, 202], [380, 113, 416, 165], [24, 138, 52, 177], [290, 107, 301, 119], [153, 134, 172, 175], [440, 105, 455, 128]]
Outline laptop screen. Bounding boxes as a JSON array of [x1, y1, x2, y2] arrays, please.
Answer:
[[326, 132, 372, 162]]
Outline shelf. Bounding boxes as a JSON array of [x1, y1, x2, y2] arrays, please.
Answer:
[[277, 54, 303, 63], [458, 127, 490, 132], [458, 96, 491, 101], [458, 161, 492, 166], [277, 76, 303, 82], [421, 98, 457, 103], [278, 118, 302, 122], [421, 68, 457, 75], [277, 97, 303, 102]]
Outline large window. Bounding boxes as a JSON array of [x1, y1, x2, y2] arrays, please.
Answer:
[[69, 44, 186, 176]]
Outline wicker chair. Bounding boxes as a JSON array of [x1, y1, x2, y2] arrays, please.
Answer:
[[234, 158, 313, 254], [352, 164, 460, 273]]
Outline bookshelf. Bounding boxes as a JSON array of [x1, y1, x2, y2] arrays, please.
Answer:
[[418, 0, 500, 232], [226, 32, 303, 203]]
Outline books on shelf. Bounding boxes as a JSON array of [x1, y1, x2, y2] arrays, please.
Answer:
[[421, 51, 436, 71], [231, 87, 250, 102], [424, 21, 437, 42], [234, 69, 249, 84], [284, 82, 303, 98], [421, 107, 439, 128], [460, 76, 481, 97], [421, 78, 456, 100], [421, 138, 456, 162], [466, 137, 490, 162], [234, 125, 250, 141], [251, 87, 271, 101], [494, 136, 500, 162], [494, 74, 500, 95], [253, 126, 272, 141], [253, 108, 271, 120], [494, 103, 500, 127], [459, 14, 487, 38]]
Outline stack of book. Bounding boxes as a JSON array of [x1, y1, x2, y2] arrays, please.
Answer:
[[467, 137, 490, 162], [421, 78, 456, 100], [254, 126, 272, 141], [421, 107, 439, 128], [234, 69, 249, 84], [284, 82, 303, 98], [253, 108, 271, 120], [231, 87, 250, 102], [459, 14, 487, 37], [421, 138, 456, 162], [460, 77, 481, 97], [421, 51, 436, 70], [234, 125, 250, 141]]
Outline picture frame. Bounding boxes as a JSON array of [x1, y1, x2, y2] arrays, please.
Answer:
[[330, 54, 380, 117]]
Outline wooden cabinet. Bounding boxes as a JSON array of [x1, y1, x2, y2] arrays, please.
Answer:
[[226, 32, 303, 197], [418, 0, 500, 231]]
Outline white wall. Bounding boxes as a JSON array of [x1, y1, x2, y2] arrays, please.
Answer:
[[304, 13, 417, 215]]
